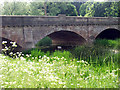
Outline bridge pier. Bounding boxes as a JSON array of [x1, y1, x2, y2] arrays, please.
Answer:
[[23, 42, 35, 50]]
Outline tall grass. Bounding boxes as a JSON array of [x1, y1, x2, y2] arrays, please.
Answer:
[[0, 53, 119, 88], [0, 39, 119, 88], [94, 39, 120, 50]]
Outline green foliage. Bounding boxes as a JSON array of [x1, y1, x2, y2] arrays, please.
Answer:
[[52, 50, 72, 59], [71, 45, 110, 64], [0, 3, 3, 15], [31, 49, 45, 58], [3, 2, 30, 15], [24, 39, 120, 65], [23, 48, 51, 61], [47, 2, 78, 16], [116, 39, 120, 50], [2, 1, 119, 17], [36, 36, 52, 47], [104, 2, 119, 17], [94, 39, 119, 48], [70, 39, 120, 65], [94, 39, 111, 47], [0, 51, 119, 88], [71, 2, 82, 16], [29, 2, 44, 15], [79, 2, 119, 17], [65, 4, 78, 16], [79, 3, 88, 16], [1, 38, 119, 88]]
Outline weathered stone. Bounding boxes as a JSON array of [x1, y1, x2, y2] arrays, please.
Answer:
[[0, 15, 119, 50]]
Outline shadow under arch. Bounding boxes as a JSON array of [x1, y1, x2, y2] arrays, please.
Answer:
[[0, 37, 22, 53], [46, 30, 86, 46], [95, 28, 120, 40]]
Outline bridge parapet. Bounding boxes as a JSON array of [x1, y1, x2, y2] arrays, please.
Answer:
[[0, 15, 119, 27]]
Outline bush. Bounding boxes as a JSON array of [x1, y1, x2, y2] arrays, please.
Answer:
[[94, 39, 119, 49], [94, 39, 110, 47], [36, 36, 52, 47]]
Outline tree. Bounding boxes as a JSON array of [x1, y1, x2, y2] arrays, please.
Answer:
[[3, 2, 30, 15], [29, 2, 44, 15], [2, 1, 119, 17], [79, 2, 88, 16], [66, 4, 78, 16], [0, 3, 3, 15], [79, 2, 119, 17], [47, 2, 77, 16], [104, 2, 119, 17], [71, 2, 82, 16], [84, 2, 94, 17], [47, 2, 60, 16]]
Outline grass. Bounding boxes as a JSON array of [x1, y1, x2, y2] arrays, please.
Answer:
[[0, 39, 120, 88], [0, 54, 119, 88]]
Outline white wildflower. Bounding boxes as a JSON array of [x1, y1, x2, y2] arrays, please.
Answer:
[[12, 42, 17, 47], [5, 46, 8, 50], [77, 61, 80, 63], [5, 82, 9, 84], [77, 84, 80, 86], [9, 52, 13, 55], [2, 41, 7, 44]]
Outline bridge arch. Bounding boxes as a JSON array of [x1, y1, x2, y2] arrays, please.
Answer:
[[35, 30, 87, 46], [95, 28, 120, 40]]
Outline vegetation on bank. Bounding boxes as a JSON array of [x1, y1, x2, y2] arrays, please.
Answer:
[[0, 53, 119, 88], [0, 39, 120, 88]]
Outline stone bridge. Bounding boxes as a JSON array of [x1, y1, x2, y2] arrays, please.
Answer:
[[0, 14, 120, 51]]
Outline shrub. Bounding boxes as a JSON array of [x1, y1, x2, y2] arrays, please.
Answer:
[[94, 39, 110, 47], [36, 36, 52, 47], [94, 39, 119, 49]]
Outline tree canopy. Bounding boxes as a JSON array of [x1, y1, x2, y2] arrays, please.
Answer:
[[1, 1, 120, 17]]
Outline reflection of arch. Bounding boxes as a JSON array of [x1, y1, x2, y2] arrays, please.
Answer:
[[95, 28, 120, 40], [37, 30, 86, 46], [0, 37, 22, 52]]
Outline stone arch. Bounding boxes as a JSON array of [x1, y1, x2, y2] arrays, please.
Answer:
[[95, 28, 120, 40], [35, 29, 87, 46]]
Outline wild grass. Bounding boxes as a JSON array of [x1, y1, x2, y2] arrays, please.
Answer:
[[0, 53, 119, 88], [0, 39, 120, 88], [94, 38, 120, 50]]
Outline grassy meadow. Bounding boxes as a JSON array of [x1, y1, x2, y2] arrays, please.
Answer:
[[0, 39, 120, 88]]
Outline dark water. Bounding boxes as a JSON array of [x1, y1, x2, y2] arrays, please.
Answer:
[[39, 45, 75, 52]]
